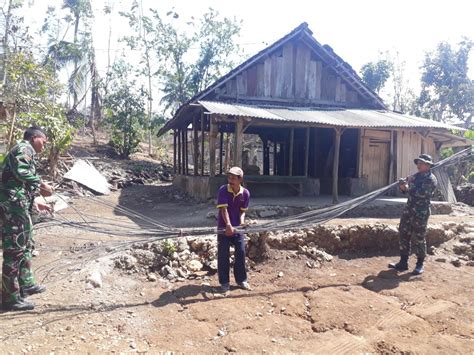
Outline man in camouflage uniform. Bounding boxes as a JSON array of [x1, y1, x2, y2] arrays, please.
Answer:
[[1, 126, 53, 311], [389, 154, 438, 275]]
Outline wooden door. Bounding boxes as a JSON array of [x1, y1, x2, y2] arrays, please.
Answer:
[[362, 130, 391, 191]]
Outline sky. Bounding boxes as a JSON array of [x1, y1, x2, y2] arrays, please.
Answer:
[[11, 0, 474, 107]]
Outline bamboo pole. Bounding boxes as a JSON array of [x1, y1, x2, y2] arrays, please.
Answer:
[[332, 128, 342, 204]]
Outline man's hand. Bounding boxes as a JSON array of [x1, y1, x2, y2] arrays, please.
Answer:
[[225, 224, 235, 237], [399, 183, 408, 192], [39, 182, 53, 197], [35, 201, 52, 214]]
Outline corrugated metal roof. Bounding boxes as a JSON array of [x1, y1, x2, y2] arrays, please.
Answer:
[[198, 101, 464, 130]]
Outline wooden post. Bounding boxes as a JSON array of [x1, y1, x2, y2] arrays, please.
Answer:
[[263, 138, 270, 175], [177, 129, 181, 175], [332, 128, 342, 204], [304, 127, 310, 177], [193, 116, 199, 175], [273, 141, 277, 175], [389, 130, 394, 184], [233, 118, 243, 167], [173, 130, 177, 174], [184, 129, 189, 175], [219, 130, 224, 175], [288, 128, 294, 176], [201, 112, 205, 175], [209, 115, 217, 177]]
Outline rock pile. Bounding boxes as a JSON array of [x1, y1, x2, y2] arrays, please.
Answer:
[[262, 222, 469, 254], [113, 237, 218, 281], [454, 183, 474, 206]]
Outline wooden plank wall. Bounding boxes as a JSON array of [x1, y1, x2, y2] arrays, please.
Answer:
[[218, 40, 360, 105], [396, 130, 423, 179]]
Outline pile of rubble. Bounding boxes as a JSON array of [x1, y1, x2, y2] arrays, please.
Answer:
[[112, 221, 473, 282], [113, 237, 219, 281], [260, 221, 470, 254], [454, 183, 474, 206]]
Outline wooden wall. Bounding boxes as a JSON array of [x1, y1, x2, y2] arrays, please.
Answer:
[[217, 40, 362, 105], [395, 130, 437, 179]]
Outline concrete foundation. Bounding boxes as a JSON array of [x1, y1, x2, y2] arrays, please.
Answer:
[[173, 175, 321, 201]]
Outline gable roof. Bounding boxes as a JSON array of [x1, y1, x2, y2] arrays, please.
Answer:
[[191, 22, 386, 109]]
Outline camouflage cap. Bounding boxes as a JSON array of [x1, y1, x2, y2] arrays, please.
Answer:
[[414, 154, 434, 166]]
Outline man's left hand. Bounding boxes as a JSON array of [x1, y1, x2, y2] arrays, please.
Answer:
[[35, 201, 52, 214]]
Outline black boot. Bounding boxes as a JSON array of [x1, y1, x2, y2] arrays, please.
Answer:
[[2, 299, 35, 312], [388, 255, 409, 271], [21, 284, 46, 297], [413, 256, 425, 275]]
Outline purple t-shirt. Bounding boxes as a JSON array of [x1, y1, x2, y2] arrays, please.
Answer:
[[216, 184, 250, 229]]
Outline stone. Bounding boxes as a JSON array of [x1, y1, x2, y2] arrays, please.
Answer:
[[208, 260, 218, 271], [435, 257, 447, 263], [207, 211, 217, 219], [258, 209, 279, 218], [451, 258, 462, 267], [217, 329, 226, 337], [86, 271, 102, 288], [187, 260, 203, 272], [147, 273, 157, 282], [277, 271, 284, 278]]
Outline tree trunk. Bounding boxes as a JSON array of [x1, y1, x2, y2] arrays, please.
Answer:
[[2, 0, 12, 87], [72, 12, 80, 109]]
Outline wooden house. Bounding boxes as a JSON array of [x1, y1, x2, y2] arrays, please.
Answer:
[[158, 23, 470, 201]]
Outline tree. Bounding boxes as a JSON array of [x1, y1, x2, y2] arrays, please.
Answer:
[[2, 52, 73, 176], [386, 52, 419, 114], [104, 61, 146, 158], [360, 59, 392, 95], [419, 39, 473, 127], [121, 1, 159, 155], [150, 8, 242, 114]]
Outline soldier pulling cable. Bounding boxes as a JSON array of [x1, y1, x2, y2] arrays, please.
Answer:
[[389, 154, 438, 275], [0, 126, 54, 311]]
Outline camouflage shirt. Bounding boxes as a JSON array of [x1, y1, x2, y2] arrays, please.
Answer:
[[406, 171, 438, 212], [0, 140, 41, 202]]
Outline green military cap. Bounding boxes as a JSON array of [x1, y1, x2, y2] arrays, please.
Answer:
[[414, 154, 434, 166]]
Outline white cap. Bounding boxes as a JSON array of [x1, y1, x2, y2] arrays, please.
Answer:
[[227, 166, 244, 177]]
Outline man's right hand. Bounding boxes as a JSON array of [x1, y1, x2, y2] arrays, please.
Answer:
[[225, 224, 235, 237], [399, 183, 408, 192], [39, 182, 53, 197]]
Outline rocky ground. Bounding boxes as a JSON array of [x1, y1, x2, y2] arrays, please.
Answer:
[[0, 182, 473, 354]]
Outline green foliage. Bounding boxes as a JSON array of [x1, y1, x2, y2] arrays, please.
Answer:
[[419, 39, 473, 127], [1, 52, 73, 174], [162, 239, 176, 256], [360, 59, 392, 94], [104, 61, 146, 158], [149, 8, 242, 114]]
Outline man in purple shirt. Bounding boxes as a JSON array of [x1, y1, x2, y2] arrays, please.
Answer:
[[216, 166, 251, 293]]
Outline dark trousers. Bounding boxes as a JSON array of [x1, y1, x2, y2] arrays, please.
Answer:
[[217, 233, 247, 285]]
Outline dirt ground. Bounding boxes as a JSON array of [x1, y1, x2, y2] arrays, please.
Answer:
[[1, 184, 473, 354]]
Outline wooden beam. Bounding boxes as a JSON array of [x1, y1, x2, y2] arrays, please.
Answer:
[[332, 128, 342, 204], [273, 141, 277, 175], [177, 129, 181, 175], [193, 116, 199, 175], [201, 111, 205, 175], [233, 118, 243, 167], [173, 130, 177, 174], [184, 129, 189, 175], [263, 138, 270, 175], [219, 130, 224, 175], [304, 127, 310, 177], [209, 115, 217, 177], [289, 128, 294, 176], [389, 130, 394, 184]]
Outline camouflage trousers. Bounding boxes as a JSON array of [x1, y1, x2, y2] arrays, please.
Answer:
[[0, 196, 36, 305], [398, 206, 430, 258]]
